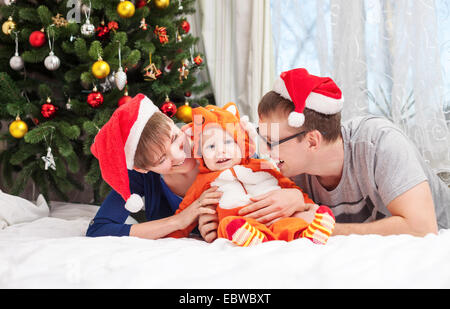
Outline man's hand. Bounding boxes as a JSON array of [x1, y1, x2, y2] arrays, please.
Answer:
[[238, 188, 310, 226]]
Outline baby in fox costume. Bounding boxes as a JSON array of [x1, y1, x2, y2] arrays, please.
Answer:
[[168, 103, 335, 246]]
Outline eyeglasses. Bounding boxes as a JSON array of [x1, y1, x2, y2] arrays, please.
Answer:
[[256, 127, 307, 150]]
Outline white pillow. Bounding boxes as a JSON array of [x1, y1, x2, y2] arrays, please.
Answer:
[[0, 190, 49, 229]]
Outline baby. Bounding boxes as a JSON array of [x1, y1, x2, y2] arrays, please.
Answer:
[[168, 103, 335, 246]]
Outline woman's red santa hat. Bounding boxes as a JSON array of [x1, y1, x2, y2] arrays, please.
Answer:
[[90, 93, 159, 213], [272, 68, 344, 127]]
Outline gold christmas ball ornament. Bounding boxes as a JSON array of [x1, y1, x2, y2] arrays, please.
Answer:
[[117, 0, 136, 18], [2, 16, 16, 35], [9, 117, 28, 139], [176, 102, 193, 123], [154, 0, 170, 10], [92, 59, 111, 79]]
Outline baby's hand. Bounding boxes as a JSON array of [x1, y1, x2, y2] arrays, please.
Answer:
[[176, 187, 221, 230], [292, 204, 319, 224]]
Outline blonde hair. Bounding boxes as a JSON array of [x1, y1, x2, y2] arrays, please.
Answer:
[[134, 112, 172, 169]]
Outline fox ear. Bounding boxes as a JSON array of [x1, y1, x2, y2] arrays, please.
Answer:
[[223, 102, 239, 119], [181, 123, 194, 138]]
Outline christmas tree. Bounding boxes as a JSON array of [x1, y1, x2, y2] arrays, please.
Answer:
[[0, 0, 211, 203]]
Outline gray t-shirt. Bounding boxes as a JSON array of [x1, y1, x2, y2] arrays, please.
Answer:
[[293, 116, 450, 229]]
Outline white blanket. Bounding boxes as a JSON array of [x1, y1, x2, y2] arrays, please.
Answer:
[[1, 194, 450, 289]]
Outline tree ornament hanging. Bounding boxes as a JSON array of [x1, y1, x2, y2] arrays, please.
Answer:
[[41, 97, 57, 118], [154, 25, 169, 44], [66, 97, 72, 110], [115, 43, 127, 91], [81, 20, 95, 37], [9, 116, 28, 139], [52, 14, 68, 28], [115, 67, 127, 91], [176, 30, 182, 42], [41, 147, 56, 171], [118, 89, 133, 107], [136, 0, 147, 9], [4, 0, 17, 6], [160, 96, 177, 117], [2, 16, 16, 35], [10, 32, 24, 71], [87, 86, 104, 108], [164, 60, 173, 73], [193, 54, 203, 66], [10, 54, 24, 71], [108, 21, 119, 32], [143, 53, 162, 81], [154, 0, 170, 10], [92, 57, 111, 79], [117, 0, 136, 19], [176, 102, 193, 123], [180, 20, 190, 34], [140, 18, 148, 31], [44, 51, 60, 71], [29, 29, 46, 48], [81, 1, 95, 37], [96, 21, 110, 40], [44, 27, 60, 71], [100, 72, 115, 92], [178, 59, 190, 83]]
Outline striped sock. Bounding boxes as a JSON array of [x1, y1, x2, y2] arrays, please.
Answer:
[[301, 206, 335, 245], [225, 218, 268, 247]]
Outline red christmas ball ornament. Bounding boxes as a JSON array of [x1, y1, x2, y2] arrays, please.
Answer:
[[118, 90, 132, 107], [29, 30, 46, 48], [160, 97, 177, 118], [41, 98, 57, 118], [87, 87, 104, 108], [136, 0, 147, 8], [180, 20, 190, 34], [184, 91, 192, 97]]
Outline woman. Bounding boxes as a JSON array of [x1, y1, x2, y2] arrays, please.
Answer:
[[86, 94, 219, 239], [86, 93, 311, 241]]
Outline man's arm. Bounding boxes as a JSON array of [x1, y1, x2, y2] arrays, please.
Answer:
[[333, 181, 438, 237]]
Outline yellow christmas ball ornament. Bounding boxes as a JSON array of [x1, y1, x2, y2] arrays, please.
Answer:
[[117, 0, 136, 18], [9, 116, 28, 139], [154, 0, 170, 10], [92, 58, 111, 79], [176, 102, 193, 123], [2, 16, 16, 35]]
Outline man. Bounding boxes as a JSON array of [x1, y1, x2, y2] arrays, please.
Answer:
[[198, 68, 449, 242]]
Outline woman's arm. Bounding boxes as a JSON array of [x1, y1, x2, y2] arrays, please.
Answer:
[[129, 213, 187, 239], [86, 170, 145, 237], [85, 189, 134, 237], [130, 195, 216, 239]]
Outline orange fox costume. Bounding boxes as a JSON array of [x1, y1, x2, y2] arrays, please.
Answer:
[[168, 103, 335, 245]]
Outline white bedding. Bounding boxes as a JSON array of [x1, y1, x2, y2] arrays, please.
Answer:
[[1, 195, 450, 289]]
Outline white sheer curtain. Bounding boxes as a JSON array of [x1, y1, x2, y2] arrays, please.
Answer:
[[271, 0, 450, 178], [196, 0, 274, 122]]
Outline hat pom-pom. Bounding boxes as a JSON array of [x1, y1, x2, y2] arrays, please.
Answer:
[[288, 112, 305, 128], [125, 194, 144, 213]]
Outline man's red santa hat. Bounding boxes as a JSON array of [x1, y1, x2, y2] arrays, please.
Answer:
[[90, 93, 159, 213], [272, 68, 344, 127]]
